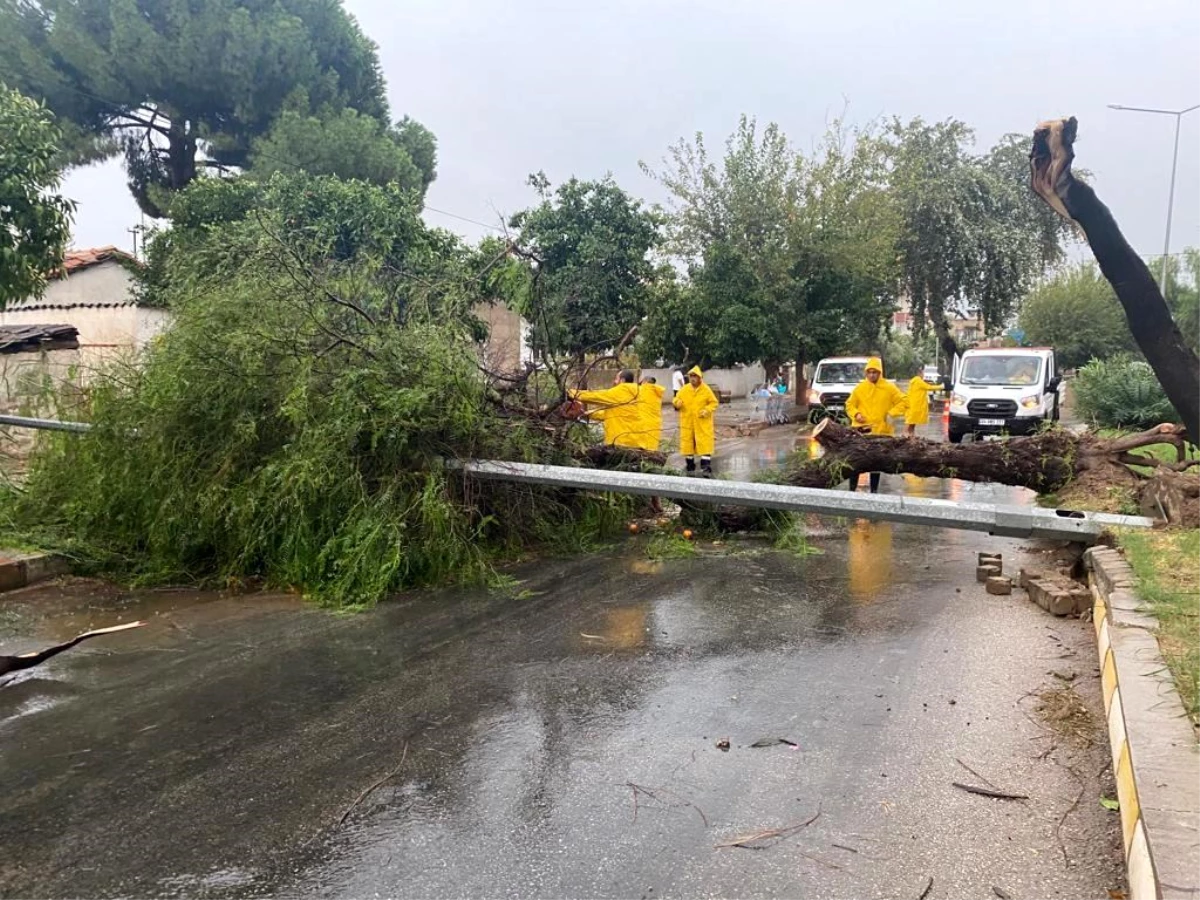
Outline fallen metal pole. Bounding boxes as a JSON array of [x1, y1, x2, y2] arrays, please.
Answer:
[[0, 414, 92, 434], [457, 460, 1155, 543]]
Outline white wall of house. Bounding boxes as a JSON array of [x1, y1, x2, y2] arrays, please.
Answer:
[[0, 262, 170, 377], [640, 364, 766, 400]]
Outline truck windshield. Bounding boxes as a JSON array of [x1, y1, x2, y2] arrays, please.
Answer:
[[814, 363, 864, 384], [960, 355, 1042, 386]]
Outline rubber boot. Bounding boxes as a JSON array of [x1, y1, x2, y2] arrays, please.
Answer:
[[685, 457, 696, 475], [700, 457, 713, 478], [869, 472, 881, 493]]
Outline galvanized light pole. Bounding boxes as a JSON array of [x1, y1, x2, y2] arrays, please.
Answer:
[[1108, 102, 1200, 299]]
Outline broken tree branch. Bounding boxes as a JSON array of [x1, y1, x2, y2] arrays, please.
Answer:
[[952, 781, 1029, 801], [1030, 118, 1199, 439]]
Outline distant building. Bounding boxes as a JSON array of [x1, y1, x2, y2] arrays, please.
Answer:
[[0, 246, 169, 373]]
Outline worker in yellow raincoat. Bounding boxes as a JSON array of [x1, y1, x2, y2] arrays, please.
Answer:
[[672, 365, 718, 475], [571, 370, 642, 448], [635, 376, 665, 452], [845, 356, 907, 493], [904, 364, 945, 436]]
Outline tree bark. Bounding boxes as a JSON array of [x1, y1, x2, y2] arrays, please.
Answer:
[[793, 342, 809, 410], [1030, 118, 1200, 440], [780, 419, 1195, 496], [932, 315, 961, 366]]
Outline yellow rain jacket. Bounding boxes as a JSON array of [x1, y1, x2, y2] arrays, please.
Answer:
[[635, 381, 665, 451], [572, 382, 641, 448], [845, 357, 907, 436], [672, 366, 719, 456], [905, 376, 942, 426]]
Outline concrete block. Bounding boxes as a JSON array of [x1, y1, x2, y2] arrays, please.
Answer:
[[978, 552, 1002, 566], [1047, 589, 1077, 617], [986, 576, 1013, 595], [976, 564, 1001, 582], [0, 559, 26, 592]]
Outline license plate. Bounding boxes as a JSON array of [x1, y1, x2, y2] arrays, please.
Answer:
[[979, 418, 1005, 427]]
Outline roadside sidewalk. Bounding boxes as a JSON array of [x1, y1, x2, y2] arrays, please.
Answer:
[[0, 550, 69, 593], [1085, 546, 1200, 900]]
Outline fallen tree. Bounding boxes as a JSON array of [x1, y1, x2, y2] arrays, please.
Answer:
[[791, 420, 1195, 496]]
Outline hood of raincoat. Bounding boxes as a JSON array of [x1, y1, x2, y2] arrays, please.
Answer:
[[687, 365, 704, 380], [864, 357, 884, 375]]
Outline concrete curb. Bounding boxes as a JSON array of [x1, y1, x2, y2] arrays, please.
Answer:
[[0, 551, 70, 593], [1084, 547, 1200, 900]]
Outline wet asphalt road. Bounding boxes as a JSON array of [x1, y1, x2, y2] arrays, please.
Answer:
[[0, 436, 1124, 899]]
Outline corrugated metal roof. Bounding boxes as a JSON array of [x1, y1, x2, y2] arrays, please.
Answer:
[[0, 324, 81, 354]]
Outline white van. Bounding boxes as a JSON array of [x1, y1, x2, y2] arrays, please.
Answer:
[[947, 347, 1060, 443], [805, 356, 870, 425]]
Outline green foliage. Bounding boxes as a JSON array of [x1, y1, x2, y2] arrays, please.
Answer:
[[0, 82, 74, 307], [1018, 262, 1137, 368], [1, 172, 622, 606], [248, 106, 436, 196], [887, 119, 1062, 351], [641, 117, 898, 371], [1072, 356, 1175, 429], [0, 0, 396, 215], [646, 532, 697, 559], [1155, 247, 1200, 355], [510, 174, 661, 360]]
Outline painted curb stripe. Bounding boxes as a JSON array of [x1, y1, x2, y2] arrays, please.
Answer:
[[1090, 561, 1159, 900]]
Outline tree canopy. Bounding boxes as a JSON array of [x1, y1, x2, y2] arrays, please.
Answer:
[[641, 117, 899, 389], [0, 0, 429, 216], [509, 174, 661, 361], [0, 82, 74, 307], [1018, 262, 1137, 369], [886, 118, 1065, 359]]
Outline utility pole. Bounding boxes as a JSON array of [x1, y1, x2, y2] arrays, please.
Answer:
[[1107, 102, 1200, 300]]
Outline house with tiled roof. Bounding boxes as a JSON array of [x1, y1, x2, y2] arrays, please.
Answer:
[[0, 246, 170, 372]]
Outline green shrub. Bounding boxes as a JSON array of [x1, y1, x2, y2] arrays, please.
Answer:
[[0, 173, 634, 606], [1072, 356, 1175, 429]]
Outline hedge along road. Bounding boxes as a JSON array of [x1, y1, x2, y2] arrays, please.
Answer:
[[0, 443, 1124, 898]]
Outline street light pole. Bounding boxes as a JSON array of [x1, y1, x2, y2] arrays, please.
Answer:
[[1108, 102, 1200, 300]]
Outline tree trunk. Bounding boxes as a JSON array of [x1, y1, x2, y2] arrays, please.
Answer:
[[1030, 118, 1200, 441], [793, 343, 808, 410], [768, 419, 1195, 500], [932, 315, 961, 366]]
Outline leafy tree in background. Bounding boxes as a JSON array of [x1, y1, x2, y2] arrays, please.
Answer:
[[0, 0, 434, 216], [0, 83, 74, 307], [509, 174, 661, 363], [248, 106, 436, 197], [1018, 262, 1137, 369], [1157, 247, 1200, 356], [642, 117, 899, 400], [887, 118, 1060, 361]]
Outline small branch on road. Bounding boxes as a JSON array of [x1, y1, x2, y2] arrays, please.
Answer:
[[917, 875, 934, 900], [714, 803, 822, 849], [339, 743, 409, 825], [952, 782, 1029, 801], [955, 758, 1000, 791]]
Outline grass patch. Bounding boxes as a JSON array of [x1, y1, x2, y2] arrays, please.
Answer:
[[1118, 528, 1200, 725], [646, 532, 697, 560]]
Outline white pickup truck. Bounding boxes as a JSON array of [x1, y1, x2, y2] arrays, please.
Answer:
[[947, 347, 1061, 443]]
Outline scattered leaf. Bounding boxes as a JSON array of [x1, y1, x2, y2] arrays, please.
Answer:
[[1099, 796, 1119, 811]]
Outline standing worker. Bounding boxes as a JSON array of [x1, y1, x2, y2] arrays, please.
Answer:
[[671, 367, 686, 398], [636, 376, 665, 451], [672, 365, 718, 475], [904, 363, 943, 437], [571, 370, 641, 448], [845, 357, 907, 492]]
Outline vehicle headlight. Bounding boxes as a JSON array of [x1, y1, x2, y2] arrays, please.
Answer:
[[1020, 394, 1040, 409], [807, 389, 821, 405], [950, 392, 967, 408]]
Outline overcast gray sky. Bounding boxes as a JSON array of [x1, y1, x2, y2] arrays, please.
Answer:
[[63, 0, 1200, 266]]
